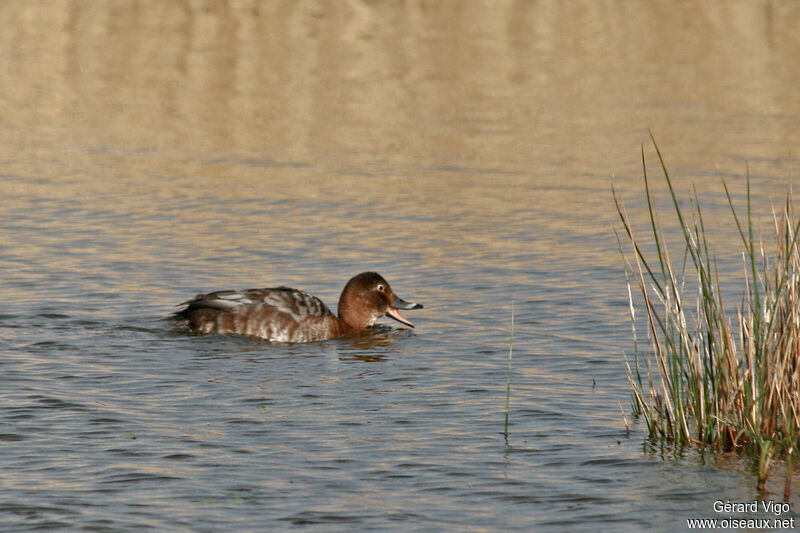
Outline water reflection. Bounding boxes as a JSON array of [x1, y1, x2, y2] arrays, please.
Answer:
[[335, 326, 418, 362], [3, 1, 798, 191]]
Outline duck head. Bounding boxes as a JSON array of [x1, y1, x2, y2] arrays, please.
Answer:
[[338, 272, 423, 331]]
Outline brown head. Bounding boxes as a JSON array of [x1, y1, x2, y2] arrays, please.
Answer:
[[337, 272, 423, 331]]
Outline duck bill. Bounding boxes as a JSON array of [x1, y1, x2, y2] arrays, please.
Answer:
[[386, 306, 415, 327], [386, 294, 423, 328]]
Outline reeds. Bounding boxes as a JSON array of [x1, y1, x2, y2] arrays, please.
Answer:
[[614, 137, 800, 495]]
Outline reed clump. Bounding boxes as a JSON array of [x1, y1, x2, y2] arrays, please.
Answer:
[[614, 138, 800, 495]]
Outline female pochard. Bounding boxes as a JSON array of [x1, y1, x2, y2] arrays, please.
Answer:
[[176, 272, 422, 343]]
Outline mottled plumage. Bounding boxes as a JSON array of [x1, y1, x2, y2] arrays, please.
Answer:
[[175, 272, 422, 343]]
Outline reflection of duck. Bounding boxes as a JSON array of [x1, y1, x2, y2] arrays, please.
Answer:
[[176, 272, 423, 343]]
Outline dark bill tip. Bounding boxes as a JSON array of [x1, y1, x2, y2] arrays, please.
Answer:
[[392, 294, 423, 310]]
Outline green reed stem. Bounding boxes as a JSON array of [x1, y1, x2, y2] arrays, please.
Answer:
[[504, 301, 514, 439]]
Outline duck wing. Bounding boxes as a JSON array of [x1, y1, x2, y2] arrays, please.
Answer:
[[179, 287, 333, 317], [238, 287, 334, 319]]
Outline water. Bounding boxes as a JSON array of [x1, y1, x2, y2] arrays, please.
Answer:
[[2, 1, 800, 531]]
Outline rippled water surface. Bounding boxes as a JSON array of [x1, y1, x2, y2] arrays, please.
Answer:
[[3, 1, 800, 531]]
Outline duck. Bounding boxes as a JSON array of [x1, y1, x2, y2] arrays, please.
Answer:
[[175, 272, 423, 343]]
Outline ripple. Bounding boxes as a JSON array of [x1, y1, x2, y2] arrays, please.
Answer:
[[99, 473, 183, 485]]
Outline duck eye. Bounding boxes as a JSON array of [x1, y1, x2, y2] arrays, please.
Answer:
[[376, 284, 385, 292]]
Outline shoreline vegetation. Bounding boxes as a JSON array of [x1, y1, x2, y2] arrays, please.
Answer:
[[614, 136, 800, 496]]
